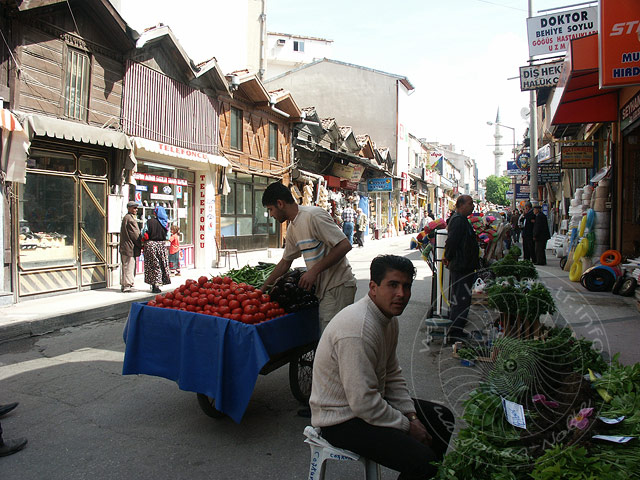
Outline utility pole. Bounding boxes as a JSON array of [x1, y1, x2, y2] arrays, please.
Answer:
[[528, 0, 539, 203]]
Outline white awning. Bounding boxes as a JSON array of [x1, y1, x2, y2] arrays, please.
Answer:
[[1, 109, 29, 183], [133, 137, 228, 168]]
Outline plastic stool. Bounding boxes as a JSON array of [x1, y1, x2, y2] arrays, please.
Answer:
[[424, 317, 453, 345], [304, 426, 381, 480]]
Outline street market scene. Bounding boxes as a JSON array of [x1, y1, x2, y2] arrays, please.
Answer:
[[1, 0, 640, 478]]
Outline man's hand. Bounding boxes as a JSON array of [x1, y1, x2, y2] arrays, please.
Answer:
[[408, 418, 432, 446], [298, 269, 318, 291]]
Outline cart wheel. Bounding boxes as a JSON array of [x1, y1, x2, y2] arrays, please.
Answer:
[[289, 349, 315, 403], [196, 393, 225, 418]]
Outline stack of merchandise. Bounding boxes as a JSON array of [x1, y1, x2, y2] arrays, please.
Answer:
[[590, 178, 611, 259]]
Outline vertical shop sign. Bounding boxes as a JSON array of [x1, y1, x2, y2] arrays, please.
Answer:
[[199, 175, 206, 249], [599, 0, 640, 88]]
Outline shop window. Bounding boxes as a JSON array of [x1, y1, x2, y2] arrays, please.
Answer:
[[230, 107, 243, 150], [78, 155, 107, 177], [64, 49, 90, 121], [28, 150, 75, 173], [221, 173, 275, 238], [269, 122, 278, 159], [222, 182, 236, 215], [237, 183, 252, 215], [18, 173, 76, 269]]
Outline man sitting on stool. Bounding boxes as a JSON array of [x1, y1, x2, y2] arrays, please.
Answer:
[[310, 255, 454, 479]]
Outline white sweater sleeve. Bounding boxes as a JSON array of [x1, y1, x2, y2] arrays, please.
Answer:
[[335, 336, 411, 432]]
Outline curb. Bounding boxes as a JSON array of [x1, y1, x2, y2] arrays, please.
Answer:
[[0, 294, 154, 344]]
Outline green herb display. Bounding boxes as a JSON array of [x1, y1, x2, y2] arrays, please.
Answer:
[[224, 262, 276, 287]]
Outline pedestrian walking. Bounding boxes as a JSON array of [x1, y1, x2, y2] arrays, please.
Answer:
[[168, 224, 181, 276], [521, 202, 537, 263], [310, 255, 454, 479], [532, 204, 551, 265], [341, 204, 356, 244], [443, 195, 479, 343], [354, 208, 367, 247], [142, 206, 171, 294], [511, 208, 521, 243], [0, 402, 27, 457], [119, 201, 142, 293]]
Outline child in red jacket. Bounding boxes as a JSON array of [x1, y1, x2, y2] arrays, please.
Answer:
[[168, 224, 181, 276]]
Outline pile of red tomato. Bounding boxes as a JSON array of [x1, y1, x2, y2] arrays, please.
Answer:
[[146, 275, 286, 324]]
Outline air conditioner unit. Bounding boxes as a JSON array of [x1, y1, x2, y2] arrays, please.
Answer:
[[277, 39, 286, 46]]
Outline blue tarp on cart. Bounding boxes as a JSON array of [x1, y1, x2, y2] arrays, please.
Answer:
[[122, 303, 319, 423]]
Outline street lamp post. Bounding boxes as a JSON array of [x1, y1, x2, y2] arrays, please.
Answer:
[[487, 121, 517, 209]]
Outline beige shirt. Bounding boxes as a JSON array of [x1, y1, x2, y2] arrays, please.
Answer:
[[310, 295, 415, 431], [282, 206, 356, 300]]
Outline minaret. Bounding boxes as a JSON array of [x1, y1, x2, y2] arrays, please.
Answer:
[[492, 108, 503, 177]]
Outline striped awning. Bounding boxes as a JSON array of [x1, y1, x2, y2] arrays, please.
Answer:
[[1, 109, 23, 132], [133, 137, 229, 168]]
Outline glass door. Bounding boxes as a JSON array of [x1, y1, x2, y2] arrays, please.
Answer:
[[79, 179, 107, 287]]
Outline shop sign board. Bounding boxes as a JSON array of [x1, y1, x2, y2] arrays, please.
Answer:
[[133, 172, 188, 186], [561, 145, 594, 169], [349, 163, 365, 182], [519, 61, 564, 90], [331, 162, 354, 179], [621, 91, 640, 132], [599, 0, 640, 88], [425, 169, 434, 184], [529, 164, 561, 183], [340, 180, 358, 190], [526, 7, 598, 57], [515, 183, 530, 200], [507, 161, 527, 177], [367, 177, 393, 192], [537, 143, 552, 163]]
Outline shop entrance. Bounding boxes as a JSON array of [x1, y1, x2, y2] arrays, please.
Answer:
[[79, 179, 107, 287]]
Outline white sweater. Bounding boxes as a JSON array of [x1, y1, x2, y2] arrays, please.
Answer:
[[310, 295, 415, 432]]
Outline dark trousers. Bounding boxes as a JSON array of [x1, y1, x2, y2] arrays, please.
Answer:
[[523, 235, 536, 263], [354, 229, 364, 247], [448, 270, 475, 337], [321, 399, 454, 480], [534, 240, 547, 265]]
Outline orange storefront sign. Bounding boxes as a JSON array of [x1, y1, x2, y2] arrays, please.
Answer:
[[599, 0, 640, 88]]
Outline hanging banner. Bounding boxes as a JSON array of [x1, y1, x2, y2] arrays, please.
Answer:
[[331, 162, 355, 179], [599, 0, 640, 88], [561, 145, 594, 169], [526, 7, 598, 57], [519, 61, 564, 90]]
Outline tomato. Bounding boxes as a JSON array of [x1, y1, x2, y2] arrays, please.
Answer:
[[219, 298, 229, 307], [214, 295, 222, 304], [164, 292, 173, 300], [212, 276, 222, 284], [198, 276, 207, 286], [245, 285, 255, 292], [260, 294, 271, 303], [259, 304, 270, 314], [189, 284, 199, 293], [231, 307, 243, 315], [231, 314, 242, 321], [229, 300, 240, 310], [207, 294, 216, 304], [254, 312, 265, 322], [179, 302, 187, 308], [253, 289, 263, 295], [277, 308, 285, 315], [186, 305, 195, 312], [203, 282, 213, 289], [204, 304, 211, 310], [237, 294, 249, 303], [241, 314, 253, 323], [241, 299, 251, 308], [155, 294, 164, 303], [243, 304, 258, 314], [195, 306, 202, 312], [222, 277, 232, 284], [237, 283, 248, 289], [197, 297, 207, 307], [172, 299, 180, 307], [248, 291, 260, 300], [218, 305, 230, 315], [175, 292, 184, 302], [147, 301, 157, 307]]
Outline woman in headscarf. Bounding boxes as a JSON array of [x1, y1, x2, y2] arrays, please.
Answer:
[[143, 206, 171, 293]]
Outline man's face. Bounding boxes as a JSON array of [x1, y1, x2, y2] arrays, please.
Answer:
[[459, 198, 474, 217], [128, 206, 138, 215], [369, 269, 413, 318], [266, 200, 288, 223]]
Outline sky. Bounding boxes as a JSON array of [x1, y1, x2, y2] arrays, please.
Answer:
[[119, 0, 576, 179]]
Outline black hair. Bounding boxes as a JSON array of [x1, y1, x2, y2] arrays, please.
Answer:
[[262, 182, 295, 206], [456, 195, 473, 208], [370, 255, 416, 285]]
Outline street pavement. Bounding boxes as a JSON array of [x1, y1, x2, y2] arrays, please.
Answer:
[[1, 236, 639, 479]]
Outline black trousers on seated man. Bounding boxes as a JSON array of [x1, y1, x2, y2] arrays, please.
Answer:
[[321, 399, 454, 480], [448, 270, 476, 339]]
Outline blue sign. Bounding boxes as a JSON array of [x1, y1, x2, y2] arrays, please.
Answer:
[[367, 177, 393, 192], [135, 185, 148, 192], [515, 183, 530, 200], [507, 161, 527, 177]]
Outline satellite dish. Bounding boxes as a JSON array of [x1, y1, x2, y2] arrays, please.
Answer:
[[520, 107, 530, 120]]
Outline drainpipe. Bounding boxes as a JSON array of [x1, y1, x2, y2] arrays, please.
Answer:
[[258, 0, 266, 80]]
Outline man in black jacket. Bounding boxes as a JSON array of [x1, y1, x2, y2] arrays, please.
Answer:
[[444, 195, 479, 342], [532, 204, 551, 265], [521, 202, 537, 263]]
